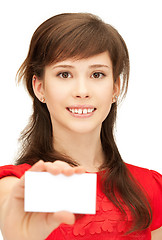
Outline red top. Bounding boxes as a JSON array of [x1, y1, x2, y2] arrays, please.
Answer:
[[0, 163, 162, 240]]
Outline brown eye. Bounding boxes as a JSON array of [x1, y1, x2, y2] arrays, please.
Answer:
[[92, 72, 105, 79], [58, 72, 71, 78]]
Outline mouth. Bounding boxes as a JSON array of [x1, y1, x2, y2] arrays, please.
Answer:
[[66, 106, 96, 116]]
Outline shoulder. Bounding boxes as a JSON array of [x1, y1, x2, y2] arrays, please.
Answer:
[[125, 162, 153, 175], [125, 163, 162, 196], [125, 163, 162, 186], [0, 163, 31, 179], [125, 163, 162, 231]]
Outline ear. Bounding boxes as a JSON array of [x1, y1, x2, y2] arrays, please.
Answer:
[[112, 77, 120, 103], [114, 77, 120, 95], [32, 75, 45, 103]]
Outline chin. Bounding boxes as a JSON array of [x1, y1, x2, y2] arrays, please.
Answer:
[[67, 123, 101, 135]]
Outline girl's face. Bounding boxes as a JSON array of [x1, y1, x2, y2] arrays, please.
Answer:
[[33, 51, 120, 135]]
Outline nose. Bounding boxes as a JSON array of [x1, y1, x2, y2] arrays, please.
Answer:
[[73, 78, 90, 99]]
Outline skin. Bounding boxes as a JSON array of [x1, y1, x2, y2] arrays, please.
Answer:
[[151, 227, 162, 239]]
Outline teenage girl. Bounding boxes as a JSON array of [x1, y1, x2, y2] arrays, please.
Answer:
[[0, 13, 161, 240]]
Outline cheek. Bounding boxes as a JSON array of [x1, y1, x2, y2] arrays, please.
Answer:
[[44, 88, 62, 116], [99, 84, 114, 115], [100, 83, 114, 103], [45, 83, 66, 104]]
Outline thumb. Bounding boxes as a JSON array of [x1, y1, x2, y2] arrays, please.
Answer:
[[46, 211, 75, 228]]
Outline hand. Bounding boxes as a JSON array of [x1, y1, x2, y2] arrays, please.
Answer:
[[2, 160, 85, 240]]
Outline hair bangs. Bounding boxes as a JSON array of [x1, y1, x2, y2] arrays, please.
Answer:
[[45, 18, 111, 64]]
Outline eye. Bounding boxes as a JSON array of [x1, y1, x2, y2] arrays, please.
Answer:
[[57, 72, 72, 79], [91, 72, 105, 79]]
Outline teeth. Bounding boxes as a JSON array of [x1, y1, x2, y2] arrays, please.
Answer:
[[78, 109, 82, 114], [68, 108, 95, 114], [83, 109, 88, 114]]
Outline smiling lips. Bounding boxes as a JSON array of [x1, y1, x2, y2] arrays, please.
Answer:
[[67, 106, 96, 116]]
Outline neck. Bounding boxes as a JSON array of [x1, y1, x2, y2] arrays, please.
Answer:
[[53, 128, 105, 172]]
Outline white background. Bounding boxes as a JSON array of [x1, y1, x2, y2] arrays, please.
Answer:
[[0, 0, 162, 237]]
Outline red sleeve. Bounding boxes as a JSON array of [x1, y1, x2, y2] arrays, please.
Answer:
[[0, 164, 31, 179], [149, 170, 162, 231], [126, 164, 162, 231]]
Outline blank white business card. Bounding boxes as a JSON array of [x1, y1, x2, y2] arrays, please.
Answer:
[[24, 171, 97, 214]]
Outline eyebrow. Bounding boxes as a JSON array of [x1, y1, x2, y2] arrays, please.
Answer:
[[52, 65, 74, 69], [89, 64, 110, 69], [52, 64, 110, 69]]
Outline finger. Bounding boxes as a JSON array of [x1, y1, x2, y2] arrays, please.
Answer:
[[28, 160, 85, 176], [53, 160, 73, 168], [53, 161, 86, 174], [49, 161, 86, 176], [29, 160, 46, 172], [62, 166, 86, 176], [40, 211, 75, 239], [54, 211, 75, 225], [45, 162, 62, 175], [45, 161, 74, 176], [52, 161, 76, 176], [74, 166, 86, 174], [44, 162, 75, 176], [28, 160, 62, 175], [47, 211, 75, 226]]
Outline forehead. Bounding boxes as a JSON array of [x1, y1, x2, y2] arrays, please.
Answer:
[[50, 51, 112, 69]]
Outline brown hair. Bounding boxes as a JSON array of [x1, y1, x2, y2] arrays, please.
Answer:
[[16, 13, 152, 233]]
